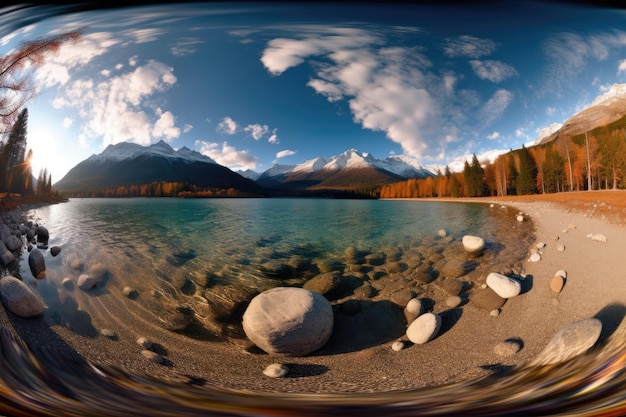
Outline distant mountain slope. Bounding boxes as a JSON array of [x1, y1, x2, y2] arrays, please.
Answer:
[[54, 140, 263, 195], [256, 148, 435, 192], [538, 83, 626, 145]]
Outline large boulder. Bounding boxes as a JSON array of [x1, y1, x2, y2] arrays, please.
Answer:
[[406, 312, 441, 344], [0, 242, 15, 266], [5, 235, 22, 252], [486, 272, 521, 298], [35, 226, 49, 246], [28, 248, 46, 279], [242, 287, 333, 356], [0, 276, 44, 318]]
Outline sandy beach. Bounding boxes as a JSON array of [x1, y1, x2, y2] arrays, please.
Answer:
[[1, 191, 626, 395]]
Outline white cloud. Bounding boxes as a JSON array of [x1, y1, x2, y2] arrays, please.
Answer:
[[217, 117, 238, 134], [129, 55, 138, 66], [479, 89, 513, 126], [123, 28, 164, 44], [546, 106, 556, 115], [469, 60, 518, 83], [183, 123, 193, 133], [443, 35, 497, 58], [35, 32, 120, 88], [244, 123, 269, 140], [486, 131, 500, 140], [52, 60, 180, 147], [195, 140, 258, 170], [618, 58, 626, 74], [170, 37, 204, 57], [276, 149, 296, 158], [62, 117, 73, 128], [515, 128, 526, 138], [268, 128, 279, 144], [101, 69, 111, 77], [115, 63, 123, 70]]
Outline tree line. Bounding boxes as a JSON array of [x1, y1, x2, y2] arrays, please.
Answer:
[[381, 117, 626, 199]]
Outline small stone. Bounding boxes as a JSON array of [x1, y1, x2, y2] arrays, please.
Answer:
[[462, 235, 485, 254], [77, 274, 97, 290], [591, 234, 607, 243], [494, 340, 522, 357], [70, 259, 84, 270], [490, 309, 500, 317], [556, 244, 565, 252], [122, 286, 137, 297], [536, 242, 546, 249], [61, 277, 73, 288], [550, 275, 565, 297], [567, 224, 576, 230], [391, 341, 405, 351], [529, 253, 541, 262], [263, 363, 289, 378], [516, 215, 524, 222], [89, 263, 108, 282], [136, 336, 152, 349], [406, 312, 441, 344], [141, 349, 164, 363], [403, 298, 423, 324], [486, 272, 521, 298], [555, 270, 567, 279], [50, 246, 61, 257], [533, 318, 602, 365], [437, 229, 447, 238], [101, 328, 117, 339], [445, 295, 462, 308]]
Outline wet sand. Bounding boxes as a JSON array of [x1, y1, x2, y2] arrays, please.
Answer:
[[1, 191, 625, 394]]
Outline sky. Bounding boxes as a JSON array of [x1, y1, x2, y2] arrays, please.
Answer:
[[2, 1, 626, 181]]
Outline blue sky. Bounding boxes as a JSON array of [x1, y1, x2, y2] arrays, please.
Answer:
[[3, 2, 626, 181]]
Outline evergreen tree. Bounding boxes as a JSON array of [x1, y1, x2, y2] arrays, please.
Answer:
[[463, 154, 485, 197], [544, 144, 565, 193], [507, 153, 518, 195], [516, 145, 538, 195], [0, 108, 28, 192]]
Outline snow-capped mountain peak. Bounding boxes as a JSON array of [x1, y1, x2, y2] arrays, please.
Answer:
[[87, 140, 216, 164], [591, 83, 626, 107]]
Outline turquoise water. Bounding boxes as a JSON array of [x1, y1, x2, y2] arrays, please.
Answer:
[[22, 198, 531, 338]]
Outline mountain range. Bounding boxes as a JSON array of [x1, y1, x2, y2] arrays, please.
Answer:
[[54, 83, 626, 196]]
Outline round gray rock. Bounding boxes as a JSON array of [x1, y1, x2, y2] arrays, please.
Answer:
[[77, 274, 97, 290], [0, 276, 44, 318], [263, 363, 289, 378], [406, 312, 441, 344], [462, 235, 485, 254], [242, 287, 333, 356]]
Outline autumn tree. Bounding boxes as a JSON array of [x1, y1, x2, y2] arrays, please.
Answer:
[[0, 30, 81, 131], [598, 129, 626, 189]]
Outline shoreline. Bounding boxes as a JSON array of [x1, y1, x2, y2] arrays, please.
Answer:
[[0, 192, 625, 395]]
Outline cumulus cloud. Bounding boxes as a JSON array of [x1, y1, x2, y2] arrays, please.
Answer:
[[244, 123, 269, 140], [469, 60, 518, 83], [129, 55, 138, 66], [183, 123, 193, 133], [546, 106, 556, 115], [618, 58, 626, 74], [443, 35, 497, 58], [35, 32, 120, 88], [276, 149, 296, 158], [170, 37, 204, 56], [195, 140, 258, 170], [123, 28, 164, 44], [479, 89, 513, 126], [62, 117, 73, 128], [268, 128, 279, 144], [486, 131, 500, 140], [217, 117, 238, 134], [52, 60, 180, 147]]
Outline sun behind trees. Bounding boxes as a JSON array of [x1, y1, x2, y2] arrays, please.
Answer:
[[381, 116, 626, 199], [0, 29, 81, 198]]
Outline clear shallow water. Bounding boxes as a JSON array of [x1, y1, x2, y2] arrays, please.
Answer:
[[22, 198, 531, 340]]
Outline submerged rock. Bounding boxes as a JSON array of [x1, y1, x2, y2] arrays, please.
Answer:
[[0, 276, 44, 318], [77, 274, 97, 290], [470, 287, 506, 311], [303, 271, 343, 300], [242, 287, 333, 356]]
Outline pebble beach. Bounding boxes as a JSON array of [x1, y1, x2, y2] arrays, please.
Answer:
[[0, 191, 624, 396]]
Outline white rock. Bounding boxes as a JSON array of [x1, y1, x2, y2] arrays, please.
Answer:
[[516, 215, 524, 222], [0, 276, 44, 318], [437, 229, 447, 238], [391, 341, 405, 351], [242, 287, 333, 356], [263, 363, 289, 378], [536, 242, 546, 249], [403, 298, 423, 324], [591, 234, 607, 243], [555, 270, 567, 279], [462, 235, 485, 254], [136, 336, 152, 349], [141, 349, 164, 363], [486, 272, 521, 298], [529, 253, 541, 262], [490, 204, 495, 208], [61, 277, 73, 288], [556, 244, 565, 252], [445, 295, 462, 308], [101, 328, 116, 339], [406, 312, 441, 344], [490, 309, 500, 317]]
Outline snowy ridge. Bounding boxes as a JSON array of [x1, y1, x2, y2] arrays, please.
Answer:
[[591, 83, 626, 107], [260, 148, 437, 179], [86, 140, 217, 164]]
